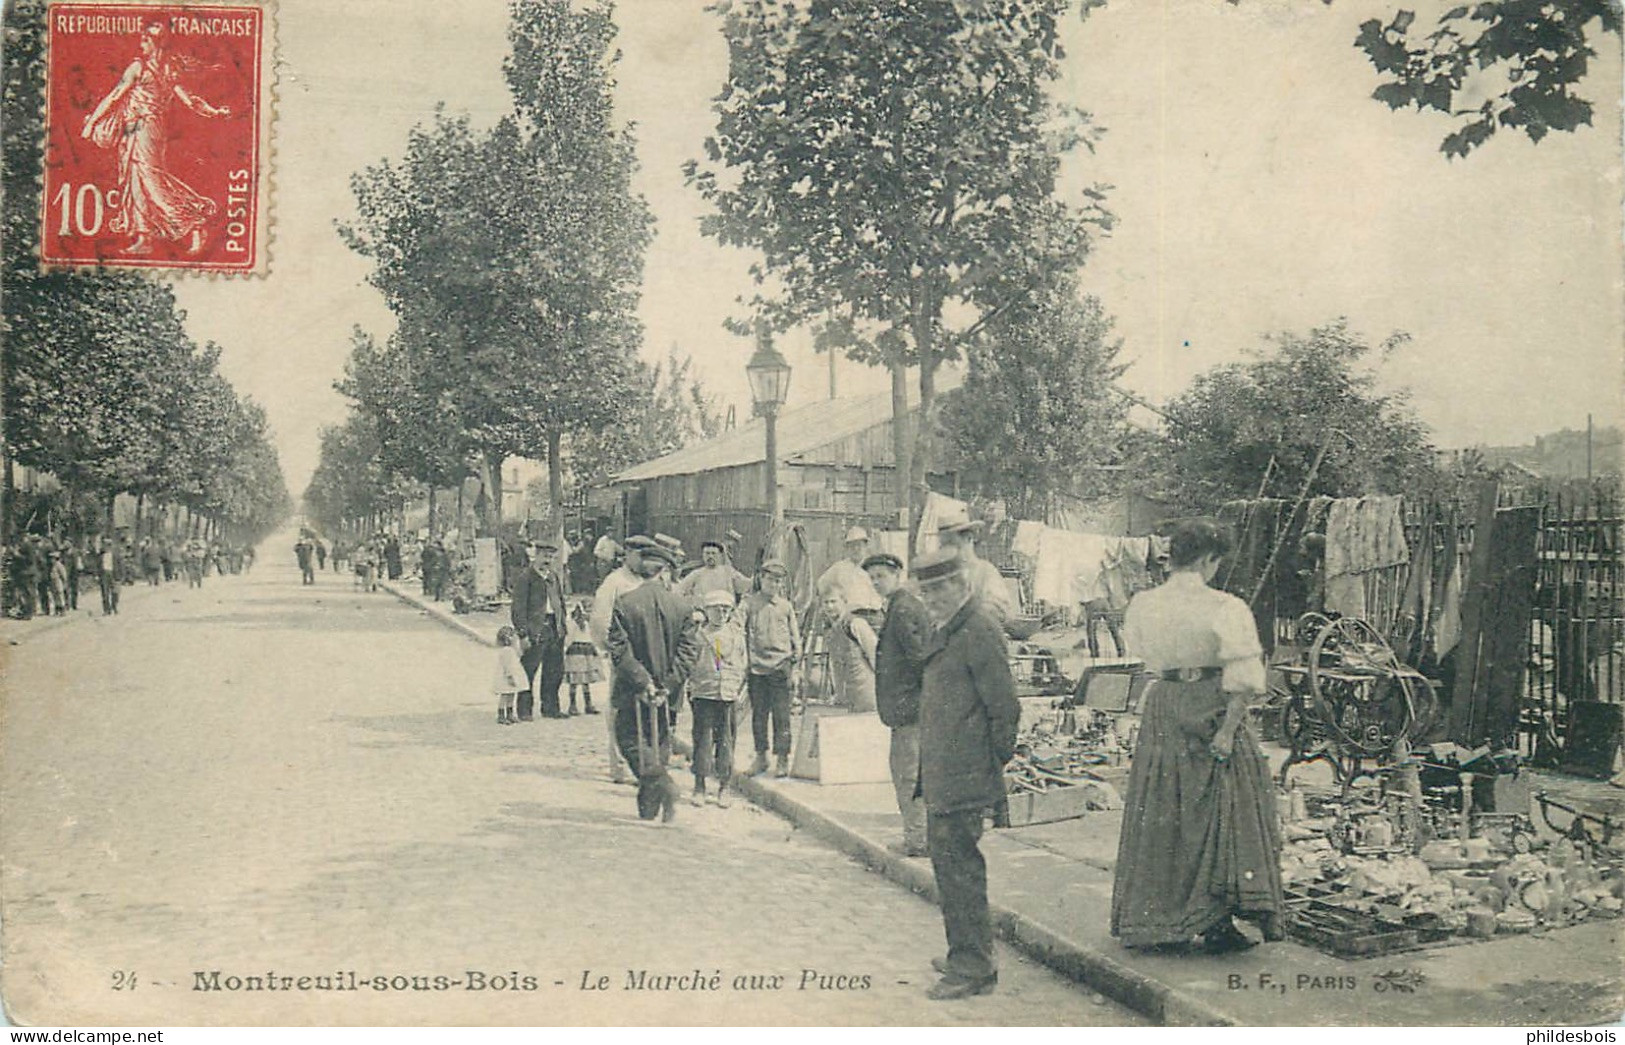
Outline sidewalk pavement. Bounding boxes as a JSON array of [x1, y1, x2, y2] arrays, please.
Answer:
[[382, 577, 1625, 1027]]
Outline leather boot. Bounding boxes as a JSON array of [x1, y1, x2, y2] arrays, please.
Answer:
[[749, 752, 769, 776], [774, 754, 791, 778]]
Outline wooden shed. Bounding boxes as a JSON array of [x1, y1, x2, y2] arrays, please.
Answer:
[[603, 387, 955, 578]]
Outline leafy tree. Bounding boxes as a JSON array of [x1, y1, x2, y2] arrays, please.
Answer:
[[303, 416, 418, 535], [1149, 319, 1439, 511], [687, 0, 1112, 531], [1354, 1, 1620, 157], [567, 348, 725, 490], [941, 279, 1128, 520], [339, 0, 650, 535]]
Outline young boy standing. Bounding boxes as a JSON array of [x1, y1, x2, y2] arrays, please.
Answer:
[[743, 559, 801, 778], [687, 590, 748, 806]]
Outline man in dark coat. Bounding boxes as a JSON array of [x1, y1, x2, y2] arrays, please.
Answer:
[[865, 552, 932, 858], [12, 536, 42, 618], [294, 536, 315, 585], [912, 548, 1019, 1001], [93, 535, 121, 615], [510, 537, 567, 721], [606, 544, 699, 822], [383, 534, 402, 581]]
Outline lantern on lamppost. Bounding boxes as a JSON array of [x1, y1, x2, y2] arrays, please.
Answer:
[[745, 323, 792, 524]]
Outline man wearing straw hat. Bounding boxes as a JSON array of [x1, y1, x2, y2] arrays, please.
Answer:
[[911, 548, 1018, 1001], [592, 535, 656, 783], [935, 507, 1015, 625]]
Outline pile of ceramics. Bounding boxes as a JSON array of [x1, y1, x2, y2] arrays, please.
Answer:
[[1279, 791, 1624, 943]]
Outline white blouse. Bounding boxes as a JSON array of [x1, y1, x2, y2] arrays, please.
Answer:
[[1122, 570, 1267, 694]]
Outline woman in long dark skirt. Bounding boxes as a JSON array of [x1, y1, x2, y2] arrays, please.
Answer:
[[1111, 519, 1285, 953]]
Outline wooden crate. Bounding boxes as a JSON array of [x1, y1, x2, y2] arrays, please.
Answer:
[[790, 708, 892, 784]]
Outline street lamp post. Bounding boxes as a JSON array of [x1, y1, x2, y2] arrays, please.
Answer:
[[745, 324, 792, 525]]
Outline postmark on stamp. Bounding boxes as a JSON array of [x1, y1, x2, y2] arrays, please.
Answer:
[[41, 0, 273, 274]]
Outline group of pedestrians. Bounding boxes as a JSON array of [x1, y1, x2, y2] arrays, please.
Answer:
[[4, 531, 252, 619], [295, 530, 406, 590]]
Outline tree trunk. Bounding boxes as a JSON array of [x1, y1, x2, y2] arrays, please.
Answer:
[[484, 450, 505, 536], [889, 362, 912, 536], [134, 492, 145, 538], [910, 312, 942, 541], [2, 451, 14, 542], [105, 491, 116, 535], [547, 430, 563, 540], [427, 486, 437, 537]]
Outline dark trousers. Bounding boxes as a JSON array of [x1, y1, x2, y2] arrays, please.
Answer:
[[299, 563, 314, 584], [66, 569, 79, 610], [519, 627, 564, 720], [748, 669, 792, 756], [928, 809, 995, 982], [690, 698, 735, 782], [615, 698, 676, 819], [98, 572, 117, 614]]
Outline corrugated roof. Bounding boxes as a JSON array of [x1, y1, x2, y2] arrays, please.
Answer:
[[612, 389, 897, 483]]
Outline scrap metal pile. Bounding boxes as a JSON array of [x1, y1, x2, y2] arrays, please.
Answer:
[[1276, 766, 1625, 956], [1004, 726, 1123, 811]]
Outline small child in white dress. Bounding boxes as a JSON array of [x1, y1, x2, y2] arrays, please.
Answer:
[[493, 625, 528, 726]]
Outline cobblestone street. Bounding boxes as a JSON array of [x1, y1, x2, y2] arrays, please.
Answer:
[[0, 548, 1141, 1026]]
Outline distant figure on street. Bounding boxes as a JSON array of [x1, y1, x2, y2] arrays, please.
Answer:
[[606, 543, 699, 822], [140, 538, 162, 586], [47, 550, 69, 615], [865, 552, 931, 859], [493, 626, 528, 726], [354, 541, 377, 592], [94, 536, 121, 615], [331, 538, 349, 574], [314, 538, 327, 571], [242, 544, 256, 573], [743, 559, 801, 778], [384, 534, 402, 581], [185, 538, 206, 588], [912, 548, 1018, 1001], [294, 535, 315, 585]]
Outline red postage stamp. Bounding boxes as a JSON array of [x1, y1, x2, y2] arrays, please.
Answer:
[[41, 0, 273, 274]]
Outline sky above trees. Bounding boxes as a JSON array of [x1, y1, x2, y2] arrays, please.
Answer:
[[171, 0, 1622, 491]]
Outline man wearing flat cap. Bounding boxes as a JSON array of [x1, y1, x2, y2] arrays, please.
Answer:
[[864, 552, 932, 858], [606, 542, 700, 821], [743, 558, 801, 777], [936, 508, 1015, 625], [912, 547, 1019, 1000], [511, 536, 567, 720]]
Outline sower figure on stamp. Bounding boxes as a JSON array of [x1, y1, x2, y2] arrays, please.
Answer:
[[912, 549, 1019, 1001], [607, 543, 699, 822], [80, 24, 230, 256], [511, 537, 567, 722]]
